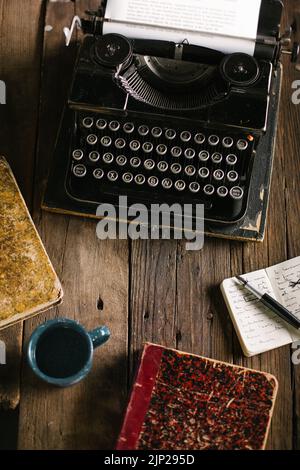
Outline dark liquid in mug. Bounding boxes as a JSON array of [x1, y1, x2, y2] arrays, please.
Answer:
[[36, 327, 90, 378]]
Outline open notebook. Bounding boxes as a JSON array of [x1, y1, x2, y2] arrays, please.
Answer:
[[221, 257, 300, 357]]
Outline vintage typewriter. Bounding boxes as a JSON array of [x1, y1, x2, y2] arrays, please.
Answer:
[[43, 0, 299, 241]]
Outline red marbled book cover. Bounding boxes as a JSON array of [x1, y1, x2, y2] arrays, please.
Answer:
[[116, 343, 278, 450]]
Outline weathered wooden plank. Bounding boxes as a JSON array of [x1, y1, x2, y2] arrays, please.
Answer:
[[18, 0, 129, 449], [0, 0, 45, 411]]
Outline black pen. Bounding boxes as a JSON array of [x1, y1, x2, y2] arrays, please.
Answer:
[[236, 275, 300, 331]]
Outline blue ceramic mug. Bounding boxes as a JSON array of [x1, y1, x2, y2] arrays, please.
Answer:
[[27, 318, 110, 387]]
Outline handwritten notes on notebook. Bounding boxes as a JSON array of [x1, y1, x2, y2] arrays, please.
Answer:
[[104, 0, 262, 55], [221, 258, 300, 356]]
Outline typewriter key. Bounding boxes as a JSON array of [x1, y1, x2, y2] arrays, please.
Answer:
[[151, 127, 163, 138], [162, 178, 173, 190], [101, 136, 112, 147], [230, 186, 244, 200], [199, 167, 210, 179], [135, 174, 146, 185], [82, 117, 94, 129], [109, 120, 120, 132], [213, 169, 225, 181], [73, 164, 87, 178], [175, 180, 186, 191], [185, 165, 196, 177], [89, 151, 100, 163], [129, 140, 141, 151], [115, 138, 126, 149], [72, 149, 84, 161], [116, 155, 127, 166], [93, 168, 104, 180], [194, 133, 206, 145], [156, 144, 167, 156], [237, 139, 248, 151], [217, 186, 229, 198], [208, 135, 219, 146], [226, 154, 237, 166], [227, 170, 239, 183], [130, 157, 141, 168], [199, 150, 210, 162], [148, 176, 159, 187], [87, 134, 98, 145], [211, 153, 223, 164], [142, 142, 153, 153], [185, 148, 196, 159], [103, 153, 114, 164], [157, 161, 168, 172], [204, 184, 215, 196], [138, 125, 149, 136], [107, 171, 119, 182], [189, 182, 200, 193], [123, 122, 135, 134], [122, 172, 133, 183], [144, 159, 155, 170], [171, 163, 182, 175], [222, 137, 234, 148], [171, 146, 182, 158], [180, 131, 192, 143], [165, 129, 176, 140], [96, 119, 107, 130]]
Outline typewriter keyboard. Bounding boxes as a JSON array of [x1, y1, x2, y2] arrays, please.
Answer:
[[67, 112, 257, 223]]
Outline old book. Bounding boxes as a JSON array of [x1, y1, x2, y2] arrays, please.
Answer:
[[0, 157, 63, 329], [116, 343, 278, 450]]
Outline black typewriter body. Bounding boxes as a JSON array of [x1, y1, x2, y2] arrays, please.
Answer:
[[44, 0, 293, 239]]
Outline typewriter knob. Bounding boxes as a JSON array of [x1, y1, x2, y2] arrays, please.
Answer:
[[94, 34, 133, 69], [220, 53, 260, 87]]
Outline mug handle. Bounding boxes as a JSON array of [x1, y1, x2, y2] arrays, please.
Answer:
[[88, 326, 111, 349]]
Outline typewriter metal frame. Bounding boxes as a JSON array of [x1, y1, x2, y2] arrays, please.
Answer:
[[43, 0, 291, 242]]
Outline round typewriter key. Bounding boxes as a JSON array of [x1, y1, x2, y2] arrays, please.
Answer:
[[107, 171, 119, 182], [184, 148, 196, 159], [204, 184, 215, 196], [116, 155, 127, 166], [165, 129, 176, 140], [148, 176, 159, 187], [199, 150, 210, 162], [194, 133, 206, 145], [156, 144, 167, 156], [130, 157, 141, 168], [142, 142, 153, 153], [199, 167, 210, 179], [217, 186, 229, 198], [82, 117, 94, 129], [226, 154, 237, 166], [237, 139, 248, 151], [115, 138, 126, 149], [101, 136, 112, 147], [109, 120, 120, 132], [72, 149, 84, 161], [208, 135, 219, 146], [96, 119, 107, 130], [130, 140, 140, 152], [230, 186, 244, 200], [87, 134, 98, 145], [73, 164, 86, 178], [89, 151, 100, 162], [211, 152, 223, 164], [138, 125, 149, 136], [93, 168, 104, 180], [123, 122, 135, 134], [135, 174, 146, 185], [103, 152, 114, 164], [162, 178, 173, 190], [122, 172, 133, 184], [157, 161, 168, 172], [175, 180, 186, 191], [171, 163, 182, 175], [144, 159, 155, 170], [171, 146, 182, 158], [222, 137, 234, 148], [189, 182, 200, 193], [213, 169, 225, 181], [151, 127, 163, 138], [180, 131, 191, 143], [185, 165, 196, 177], [227, 170, 239, 183]]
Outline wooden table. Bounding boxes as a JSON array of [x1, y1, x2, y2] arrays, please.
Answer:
[[0, 0, 299, 450]]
